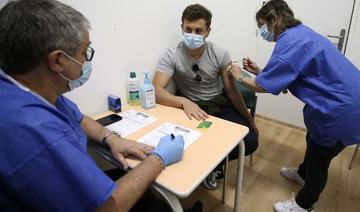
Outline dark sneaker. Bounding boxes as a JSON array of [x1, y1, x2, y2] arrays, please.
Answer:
[[202, 171, 219, 190], [216, 168, 224, 179]]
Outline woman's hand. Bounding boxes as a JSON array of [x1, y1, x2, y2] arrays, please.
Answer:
[[227, 62, 243, 81], [242, 57, 260, 75]]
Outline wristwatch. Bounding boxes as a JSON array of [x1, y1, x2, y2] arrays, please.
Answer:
[[101, 131, 119, 146]]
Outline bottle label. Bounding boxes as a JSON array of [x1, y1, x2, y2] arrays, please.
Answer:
[[145, 89, 155, 107], [129, 90, 140, 106]]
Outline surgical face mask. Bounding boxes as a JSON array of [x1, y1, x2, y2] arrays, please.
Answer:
[[259, 24, 275, 42], [182, 32, 206, 50], [59, 52, 93, 91]]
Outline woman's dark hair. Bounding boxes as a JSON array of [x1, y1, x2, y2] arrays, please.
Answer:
[[256, 0, 302, 32], [181, 4, 212, 30]]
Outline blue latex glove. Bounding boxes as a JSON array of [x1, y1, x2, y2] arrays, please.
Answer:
[[153, 134, 184, 167]]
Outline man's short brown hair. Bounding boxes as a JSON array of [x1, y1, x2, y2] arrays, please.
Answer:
[[181, 4, 212, 29]]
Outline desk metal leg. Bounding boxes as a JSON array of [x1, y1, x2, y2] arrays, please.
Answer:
[[222, 156, 229, 204], [152, 185, 183, 212], [234, 139, 245, 212]]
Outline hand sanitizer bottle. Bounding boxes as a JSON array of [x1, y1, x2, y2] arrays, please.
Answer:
[[127, 72, 140, 106], [140, 70, 156, 109]]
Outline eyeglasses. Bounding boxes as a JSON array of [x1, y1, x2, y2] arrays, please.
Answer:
[[191, 64, 202, 82], [85, 46, 95, 61]]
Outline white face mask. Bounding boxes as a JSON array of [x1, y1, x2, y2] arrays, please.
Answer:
[[182, 32, 206, 49], [59, 52, 93, 91]]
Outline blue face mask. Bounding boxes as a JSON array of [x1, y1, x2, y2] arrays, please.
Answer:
[[259, 24, 275, 42], [59, 52, 93, 91], [182, 32, 206, 49]]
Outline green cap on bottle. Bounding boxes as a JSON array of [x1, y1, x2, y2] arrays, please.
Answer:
[[130, 72, 136, 78]]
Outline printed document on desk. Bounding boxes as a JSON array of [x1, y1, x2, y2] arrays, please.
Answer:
[[138, 122, 202, 149], [106, 110, 157, 137]]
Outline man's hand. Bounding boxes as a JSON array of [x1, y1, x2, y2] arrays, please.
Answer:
[[107, 136, 154, 169], [182, 99, 209, 121]]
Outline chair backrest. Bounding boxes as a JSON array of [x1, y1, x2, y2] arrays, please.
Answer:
[[234, 72, 257, 118]]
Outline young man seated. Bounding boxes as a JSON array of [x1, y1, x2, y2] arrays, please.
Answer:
[[153, 4, 259, 190]]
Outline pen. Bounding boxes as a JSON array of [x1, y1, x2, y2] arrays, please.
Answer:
[[170, 133, 175, 140]]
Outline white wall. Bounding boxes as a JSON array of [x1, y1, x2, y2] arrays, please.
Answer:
[[3, 0, 358, 126], [58, 0, 259, 116], [346, 0, 360, 68]]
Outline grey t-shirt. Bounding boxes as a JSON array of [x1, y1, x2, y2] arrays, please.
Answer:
[[156, 41, 232, 101]]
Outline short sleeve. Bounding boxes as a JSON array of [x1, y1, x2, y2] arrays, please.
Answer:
[[219, 50, 232, 71], [210, 42, 232, 71], [4, 134, 116, 211], [256, 56, 300, 95], [57, 95, 84, 122], [156, 48, 176, 76]]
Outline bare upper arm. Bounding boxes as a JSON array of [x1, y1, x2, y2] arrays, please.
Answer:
[[220, 62, 237, 92], [153, 71, 172, 90]]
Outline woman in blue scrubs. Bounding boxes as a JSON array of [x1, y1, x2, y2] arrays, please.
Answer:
[[228, 0, 360, 211]]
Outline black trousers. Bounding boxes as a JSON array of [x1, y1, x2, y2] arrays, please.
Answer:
[[215, 106, 259, 157], [104, 169, 171, 212], [295, 134, 345, 209]]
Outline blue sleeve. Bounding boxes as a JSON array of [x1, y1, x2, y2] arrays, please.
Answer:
[[4, 134, 116, 211], [1, 105, 116, 211], [256, 55, 300, 95], [58, 95, 84, 122]]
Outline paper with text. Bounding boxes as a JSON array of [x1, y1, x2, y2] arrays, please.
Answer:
[[106, 110, 157, 137], [138, 122, 202, 149]]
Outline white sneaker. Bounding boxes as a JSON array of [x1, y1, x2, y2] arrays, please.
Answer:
[[280, 167, 305, 186], [274, 193, 314, 212]]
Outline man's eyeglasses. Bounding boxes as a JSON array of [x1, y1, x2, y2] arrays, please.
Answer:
[[191, 64, 202, 82], [85, 46, 95, 61]]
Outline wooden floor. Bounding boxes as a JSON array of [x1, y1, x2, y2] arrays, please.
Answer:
[[180, 116, 360, 212]]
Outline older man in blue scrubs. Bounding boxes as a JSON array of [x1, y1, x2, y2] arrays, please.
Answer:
[[0, 0, 185, 211], [228, 1, 360, 212]]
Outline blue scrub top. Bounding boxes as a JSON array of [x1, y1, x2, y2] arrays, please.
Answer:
[[256, 24, 360, 147], [0, 71, 116, 211]]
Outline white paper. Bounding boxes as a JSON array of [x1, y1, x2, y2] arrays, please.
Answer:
[[138, 122, 202, 149], [106, 110, 157, 137]]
